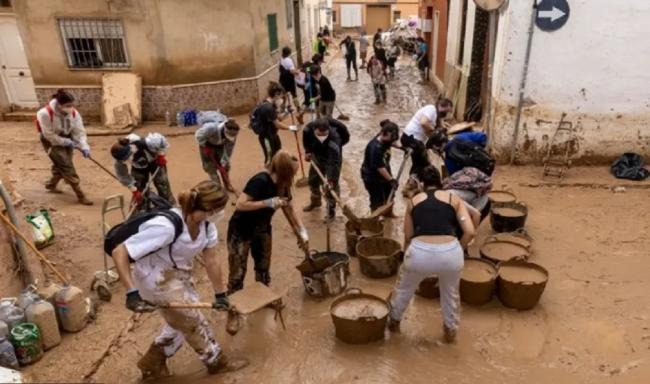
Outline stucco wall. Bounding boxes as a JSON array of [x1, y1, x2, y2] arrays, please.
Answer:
[[490, 0, 650, 163]]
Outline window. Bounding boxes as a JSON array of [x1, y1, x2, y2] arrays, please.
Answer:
[[332, 10, 337, 24], [59, 19, 129, 69], [457, 0, 468, 65], [267, 14, 279, 52], [393, 10, 401, 22], [340, 4, 362, 27], [285, 0, 293, 29]]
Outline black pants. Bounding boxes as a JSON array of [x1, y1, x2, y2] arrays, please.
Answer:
[[363, 179, 392, 210], [258, 132, 282, 165], [400, 134, 429, 177], [345, 56, 358, 77]]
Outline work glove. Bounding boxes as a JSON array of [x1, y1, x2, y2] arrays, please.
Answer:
[[156, 155, 167, 167], [309, 97, 317, 105], [289, 125, 298, 132], [304, 153, 312, 162], [213, 292, 230, 311], [389, 179, 399, 190], [81, 149, 91, 159], [132, 189, 143, 204], [298, 227, 309, 243], [62, 139, 75, 149], [125, 290, 157, 313], [264, 197, 288, 210], [327, 180, 337, 190]]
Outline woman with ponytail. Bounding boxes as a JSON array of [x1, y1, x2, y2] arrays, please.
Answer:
[[36, 89, 93, 205], [111, 180, 248, 378], [227, 150, 308, 293]]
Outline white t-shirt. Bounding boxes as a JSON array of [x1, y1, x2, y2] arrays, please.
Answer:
[[280, 57, 295, 72], [359, 36, 369, 52], [403, 105, 438, 143], [125, 208, 218, 273]]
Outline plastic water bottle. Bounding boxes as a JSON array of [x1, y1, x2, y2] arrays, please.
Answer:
[[0, 299, 25, 331], [0, 336, 18, 369], [165, 110, 172, 126], [176, 111, 184, 127]]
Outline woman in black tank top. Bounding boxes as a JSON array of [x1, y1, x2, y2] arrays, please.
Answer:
[[387, 166, 476, 343]]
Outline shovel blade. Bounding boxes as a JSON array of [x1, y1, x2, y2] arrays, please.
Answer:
[[368, 201, 394, 220]]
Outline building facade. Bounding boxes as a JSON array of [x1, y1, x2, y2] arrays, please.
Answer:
[[429, 0, 650, 163], [332, 0, 417, 34], [0, 0, 325, 120]]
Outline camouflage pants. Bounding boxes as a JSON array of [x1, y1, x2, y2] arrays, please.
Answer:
[[227, 226, 272, 294], [199, 143, 234, 185], [308, 164, 339, 211], [132, 165, 176, 205], [40, 136, 80, 187]]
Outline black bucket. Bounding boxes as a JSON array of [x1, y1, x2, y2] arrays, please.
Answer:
[[490, 201, 528, 233], [300, 252, 350, 298]]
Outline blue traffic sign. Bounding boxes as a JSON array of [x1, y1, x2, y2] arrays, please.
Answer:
[[536, 0, 570, 32]]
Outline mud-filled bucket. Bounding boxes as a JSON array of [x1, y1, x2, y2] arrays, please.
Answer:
[[299, 252, 350, 298], [330, 288, 389, 344], [416, 275, 440, 299], [497, 260, 549, 310], [487, 190, 517, 204], [345, 219, 384, 257], [355, 237, 402, 278], [460, 258, 497, 305], [491, 229, 533, 249], [490, 201, 528, 233], [480, 238, 530, 264]]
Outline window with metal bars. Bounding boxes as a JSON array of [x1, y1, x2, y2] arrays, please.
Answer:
[[58, 18, 129, 69]]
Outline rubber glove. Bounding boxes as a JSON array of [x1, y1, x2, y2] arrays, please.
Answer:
[[81, 149, 91, 158], [156, 155, 167, 167], [125, 290, 156, 313], [213, 292, 230, 310]]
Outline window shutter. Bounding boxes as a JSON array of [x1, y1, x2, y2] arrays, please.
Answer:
[[268, 14, 279, 52]]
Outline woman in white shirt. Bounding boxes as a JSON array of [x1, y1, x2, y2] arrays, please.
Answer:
[[111, 180, 248, 378]]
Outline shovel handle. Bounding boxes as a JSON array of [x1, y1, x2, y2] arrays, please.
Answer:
[[280, 206, 310, 258], [0, 212, 69, 285], [388, 148, 413, 201], [310, 161, 343, 207], [83, 152, 121, 182]]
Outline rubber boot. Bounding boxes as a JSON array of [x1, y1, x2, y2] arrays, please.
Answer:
[[324, 204, 335, 222], [45, 176, 63, 194], [387, 317, 401, 333], [303, 196, 322, 212], [443, 325, 457, 344], [137, 343, 170, 380], [71, 184, 94, 206], [206, 352, 250, 375]]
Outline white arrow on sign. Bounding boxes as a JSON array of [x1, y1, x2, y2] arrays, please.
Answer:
[[538, 7, 566, 22]]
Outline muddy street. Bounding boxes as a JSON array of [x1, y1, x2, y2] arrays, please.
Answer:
[[1, 50, 649, 384]]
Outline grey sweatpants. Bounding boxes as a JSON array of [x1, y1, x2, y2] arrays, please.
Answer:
[[389, 239, 464, 330]]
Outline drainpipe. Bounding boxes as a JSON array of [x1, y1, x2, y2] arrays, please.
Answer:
[[294, 0, 303, 66], [0, 180, 33, 286], [509, 0, 537, 165]]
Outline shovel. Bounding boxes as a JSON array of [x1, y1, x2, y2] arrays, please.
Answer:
[[309, 160, 361, 226], [368, 148, 412, 219], [83, 152, 121, 182], [334, 104, 350, 121], [127, 166, 162, 217], [285, 94, 309, 188], [282, 206, 332, 274]]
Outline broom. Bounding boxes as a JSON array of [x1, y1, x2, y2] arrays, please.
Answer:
[[335, 104, 350, 121]]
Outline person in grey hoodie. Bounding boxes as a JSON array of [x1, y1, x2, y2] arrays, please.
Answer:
[[195, 111, 240, 193], [36, 89, 93, 205]]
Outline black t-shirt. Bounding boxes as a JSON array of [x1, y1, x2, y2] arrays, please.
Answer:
[[257, 101, 278, 137], [229, 172, 283, 237], [361, 137, 392, 183], [318, 76, 336, 102]]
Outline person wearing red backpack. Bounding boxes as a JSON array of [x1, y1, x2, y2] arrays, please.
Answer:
[[36, 89, 93, 205]]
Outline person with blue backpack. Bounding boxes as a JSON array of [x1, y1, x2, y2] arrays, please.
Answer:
[[108, 180, 249, 378], [250, 82, 297, 165]]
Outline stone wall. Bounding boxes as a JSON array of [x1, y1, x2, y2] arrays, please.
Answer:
[[35, 87, 102, 121]]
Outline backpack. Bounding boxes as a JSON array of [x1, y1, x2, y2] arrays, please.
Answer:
[[249, 101, 269, 135], [103, 207, 184, 268], [445, 139, 495, 176], [35, 104, 77, 133]]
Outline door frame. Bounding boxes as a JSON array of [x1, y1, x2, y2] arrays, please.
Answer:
[[0, 13, 37, 108]]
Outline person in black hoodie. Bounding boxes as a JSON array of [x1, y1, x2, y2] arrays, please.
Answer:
[[361, 120, 400, 212], [302, 117, 350, 220]]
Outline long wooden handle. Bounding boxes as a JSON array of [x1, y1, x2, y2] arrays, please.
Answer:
[[86, 154, 120, 182], [387, 149, 412, 202], [280, 206, 310, 258], [0, 212, 69, 285], [309, 160, 344, 206]]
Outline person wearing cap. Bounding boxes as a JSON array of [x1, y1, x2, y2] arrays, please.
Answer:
[[110, 132, 176, 208], [36, 89, 93, 205], [195, 111, 240, 194]]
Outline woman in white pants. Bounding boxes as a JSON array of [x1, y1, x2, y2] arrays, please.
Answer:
[[112, 180, 248, 379], [388, 166, 476, 343]]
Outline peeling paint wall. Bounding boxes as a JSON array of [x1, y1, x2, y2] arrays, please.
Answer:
[[490, 0, 650, 163]]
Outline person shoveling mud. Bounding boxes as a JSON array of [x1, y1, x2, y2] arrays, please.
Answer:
[[195, 111, 241, 194], [360, 120, 400, 216], [108, 180, 248, 379]]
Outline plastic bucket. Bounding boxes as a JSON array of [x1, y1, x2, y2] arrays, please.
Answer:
[[301, 252, 350, 298], [416, 275, 440, 299], [345, 219, 384, 257], [355, 237, 402, 278], [490, 201, 528, 233], [480, 238, 530, 264], [330, 288, 389, 344], [460, 258, 497, 305], [497, 260, 549, 310]]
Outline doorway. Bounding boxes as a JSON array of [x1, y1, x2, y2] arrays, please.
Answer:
[[366, 5, 390, 35], [0, 15, 37, 108]]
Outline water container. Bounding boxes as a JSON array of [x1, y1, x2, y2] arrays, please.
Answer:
[[0, 299, 25, 331], [25, 297, 60, 351], [0, 321, 7, 339], [165, 110, 172, 126], [0, 337, 19, 369], [55, 285, 87, 333], [38, 282, 62, 307], [9, 323, 42, 366], [16, 285, 39, 310], [176, 112, 184, 127]]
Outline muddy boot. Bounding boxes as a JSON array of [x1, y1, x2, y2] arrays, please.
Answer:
[[443, 325, 457, 344], [324, 205, 336, 222], [374, 98, 381, 105], [72, 185, 94, 206], [207, 352, 250, 375], [44, 176, 63, 194], [226, 308, 241, 336], [387, 317, 400, 333], [255, 270, 270, 286], [137, 343, 170, 380], [303, 196, 322, 212]]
